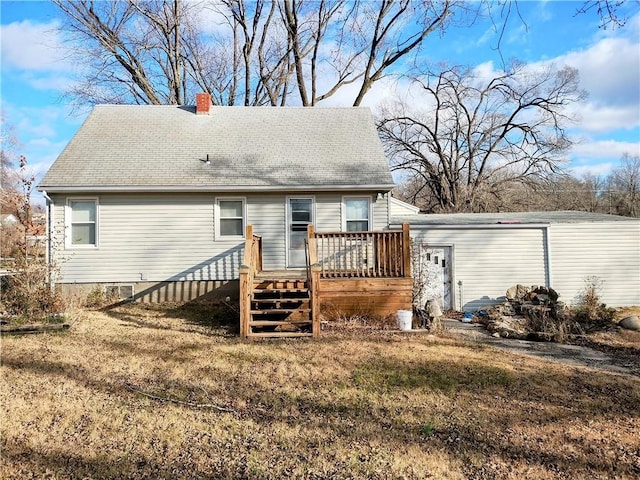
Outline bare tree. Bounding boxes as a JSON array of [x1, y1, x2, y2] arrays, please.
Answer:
[[609, 154, 640, 217], [54, 0, 469, 107], [280, 0, 458, 106], [1, 114, 20, 217], [54, 0, 215, 105], [379, 63, 585, 213], [576, 0, 633, 29]]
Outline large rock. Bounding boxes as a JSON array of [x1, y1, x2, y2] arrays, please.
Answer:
[[619, 315, 640, 331], [533, 286, 559, 303], [486, 317, 529, 339], [515, 284, 529, 300]]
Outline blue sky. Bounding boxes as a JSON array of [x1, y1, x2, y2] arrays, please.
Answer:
[[1, 0, 639, 187]]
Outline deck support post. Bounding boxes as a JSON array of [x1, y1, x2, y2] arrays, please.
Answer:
[[402, 222, 411, 278], [310, 264, 321, 338], [239, 265, 250, 338]]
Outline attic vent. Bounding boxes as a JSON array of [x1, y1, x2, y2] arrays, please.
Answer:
[[106, 285, 134, 300], [196, 93, 211, 115]]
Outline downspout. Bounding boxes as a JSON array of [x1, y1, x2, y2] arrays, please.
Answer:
[[544, 225, 553, 288], [40, 190, 53, 273]]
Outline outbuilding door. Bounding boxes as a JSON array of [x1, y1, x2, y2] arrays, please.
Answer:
[[415, 245, 452, 310], [287, 197, 314, 268]]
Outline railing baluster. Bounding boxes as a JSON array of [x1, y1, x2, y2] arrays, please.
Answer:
[[312, 224, 409, 280], [366, 233, 377, 277]]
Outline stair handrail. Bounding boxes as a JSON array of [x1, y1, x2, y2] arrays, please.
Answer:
[[306, 225, 321, 337], [240, 224, 262, 337]]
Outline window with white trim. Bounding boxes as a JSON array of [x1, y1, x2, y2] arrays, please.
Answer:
[[67, 198, 98, 247], [217, 198, 245, 238], [344, 197, 371, 232]]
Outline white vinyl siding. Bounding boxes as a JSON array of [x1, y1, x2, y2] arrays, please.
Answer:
[[389, 197, 420, 216], [53, 194, 239, 282], [51, 191, 391, 284], [550, 222, 640, 307], [372, 193, 390, 230], [408, 219, 640, 311], [411, 227, 547, 311], [247, 194, 286, 271]]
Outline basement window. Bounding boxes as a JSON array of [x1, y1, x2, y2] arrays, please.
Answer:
[[66, 198, 98, 248]]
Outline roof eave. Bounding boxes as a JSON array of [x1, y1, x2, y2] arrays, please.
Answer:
[[38, 183, 397, 194], [390, 221, 551, 229]]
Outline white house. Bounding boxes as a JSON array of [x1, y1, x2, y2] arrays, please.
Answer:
[[37, 96, 401, 304]]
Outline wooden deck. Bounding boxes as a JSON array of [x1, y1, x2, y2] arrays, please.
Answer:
[[239, 224, 412, 338], [318, 277, 413, 316]]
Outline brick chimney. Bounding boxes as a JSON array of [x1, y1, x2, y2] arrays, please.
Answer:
[[196, 93, 211, 115]]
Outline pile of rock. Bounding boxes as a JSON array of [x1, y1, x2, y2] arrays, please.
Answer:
[[473, 285, 639, 340], [479, 284, 565, 340]]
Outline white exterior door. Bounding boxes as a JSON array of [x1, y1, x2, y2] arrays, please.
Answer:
[[415, 245, 452, 310], [287, 198, 314, 268]]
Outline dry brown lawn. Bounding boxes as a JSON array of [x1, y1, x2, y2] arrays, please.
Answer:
[[1, 303, 639, 479]]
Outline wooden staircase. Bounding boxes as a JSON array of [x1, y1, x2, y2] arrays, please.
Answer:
[[238, 222, 412, 338], [246, 272, 314, 338]]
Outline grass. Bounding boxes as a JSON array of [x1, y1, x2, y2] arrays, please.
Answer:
[[1, 303, 639, 479]]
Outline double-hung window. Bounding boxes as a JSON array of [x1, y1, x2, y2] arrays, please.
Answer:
[[344, 197, 371, 232], [67, 198, 98, 247], [217, 198, 245, 238]]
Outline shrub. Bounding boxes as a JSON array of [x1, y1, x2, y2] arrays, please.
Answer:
[[84, 285, 107, 309], [1, 257, 64, 322], [1, 155, 65, 323], [573, 276, 615, 326]]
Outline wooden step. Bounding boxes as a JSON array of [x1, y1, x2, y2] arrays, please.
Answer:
[[249, 320, 312, 327], [251, 289, 309, 300], [250, 309, 311, 315], [253, 283, 308, 290], [251, 298, 309, 304], [247, 332, 313, 338], [255, 278, 306, 283], [251, 303, 310, 310], [251, 288, 309, 300]]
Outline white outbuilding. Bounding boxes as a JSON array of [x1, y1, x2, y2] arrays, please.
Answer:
[[391, 211, 640, 311]]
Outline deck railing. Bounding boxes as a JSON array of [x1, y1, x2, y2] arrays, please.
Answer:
[[307, 223, 411, 279], [239, 225, 263, 337]]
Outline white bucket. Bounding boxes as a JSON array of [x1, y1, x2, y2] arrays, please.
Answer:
[[397, 310, 413, 331]]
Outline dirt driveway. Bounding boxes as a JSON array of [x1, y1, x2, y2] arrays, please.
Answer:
[[443, 319, 640, 377]]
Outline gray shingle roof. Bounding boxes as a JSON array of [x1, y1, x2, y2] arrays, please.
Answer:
[[39, 105, 394, 192], [391, 210, 640, 225]]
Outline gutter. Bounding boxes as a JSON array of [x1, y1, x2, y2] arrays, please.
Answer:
[[37, 183, 397, 194], [390, 222, 551, 230]]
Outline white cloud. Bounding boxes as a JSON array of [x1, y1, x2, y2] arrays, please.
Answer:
[[561, 37, 640, 107], [189, 1, 236, 37], [544, 22, 640, 135], [0, 20, 71, 72], [28, 74, 77, 92], [569, 162, 615, 178], [495, 18, 640, 138], [1, 100, 86, 181], [571, 101, 640, 133], [571, 138, 640, 159]]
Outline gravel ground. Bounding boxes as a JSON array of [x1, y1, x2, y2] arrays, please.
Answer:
[[443, 319, 640, 377]]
